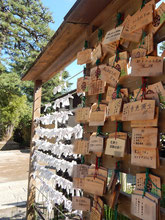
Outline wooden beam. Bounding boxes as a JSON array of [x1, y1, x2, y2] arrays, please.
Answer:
[[26, 80, 42, 220]]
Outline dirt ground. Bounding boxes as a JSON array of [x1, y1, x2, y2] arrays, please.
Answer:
[[0, 150, 29, 219]]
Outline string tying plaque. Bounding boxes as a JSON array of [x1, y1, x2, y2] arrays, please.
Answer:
[[116, 12, 124, 27], [98, 29, 103, 42], [141, 0, 146, 9], [84, 40, 88, 49]]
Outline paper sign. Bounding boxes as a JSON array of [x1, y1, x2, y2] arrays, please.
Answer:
[[77, 49, 92, 65], [73, 139, 89, 155], [100, 65, 120, 87], [89, 104, 106, 126], [103, 26, 123, 45], [88, 79, 105, 96], [105, 137, 126, 157], [107, 99, 122, 117], [131, 193, 157, 220], [129, 4, 153, 33], [131, 107, 159, 127], [122, 100, 155, 121], [138, 33, 153, 55], [75, 107, 90, 123], [90, 207, 102, 220], [136, 173, 161, 197], [77, 77, 89, 94], [72, 164, 89, 178], [131, 48, 147, 59], [131, 146, 158, 169], [72, 197, 91, 211], [91, 44, 102, 65], [121, 15, 142, 43], [131, 56, 163, 77], [84, 176, 105, 196], [149, 2, 165, 34], [132, 128, 158, 148], [89, 133, 104, 154]]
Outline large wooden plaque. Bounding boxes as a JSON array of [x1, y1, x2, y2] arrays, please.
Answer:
[[122, 100, 155, 121], [131, 56, 163, 77]]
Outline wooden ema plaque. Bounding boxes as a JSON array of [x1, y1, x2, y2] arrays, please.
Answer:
[[88, 165, 108, 181], [72, 164, 89, 178], [105, 137, 126, 157], [121, 15, 142, 43], [77, 77, 89, 94], [131, 146, 159, 169], [109, 132, 127, 140], [99, 64, 120, 88], [89, 104, 106, 126], [72, 196, 91, 211], [122, 100, 155, 121], [109, 51, 128, 65], [107, 98, 122, 117], [131, 107, 159, 128], [131, 48, 147, 59], [132, 128, 158, 148], [88, 79, 105, 96], [91, 44, 102, 65], [105, 87, 128, 103], [89, 133, 104, 156], [131, 56, 163, 77], [148, 2, 165, 34], [77, 49, 92, 65], [73, 139, 89, 155], [73, 177, 85, 189], [102, 42, 117, 55], [102, 26, 123, 45], [138, 33, 154, 55], [136, 173, 161, 197], [129, 4, 153, 33], [84, 176, 105, 196], [131, 193, 157, 220], [90, 207, 102, 220], [75, 107, 90, 123]]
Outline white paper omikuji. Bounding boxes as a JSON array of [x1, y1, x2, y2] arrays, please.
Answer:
[[53, 94, 73, 110], [35, 124, 83, 141], [32, 150, 77, 176], [44, 103, 52, 112]]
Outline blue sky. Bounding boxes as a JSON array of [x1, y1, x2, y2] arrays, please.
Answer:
[[42, 0, 83, 90]]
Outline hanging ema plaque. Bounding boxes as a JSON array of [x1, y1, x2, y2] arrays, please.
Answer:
[[77, 77, 90, 94], [77, 49, 92, 65], [105, 137, 126, 157]]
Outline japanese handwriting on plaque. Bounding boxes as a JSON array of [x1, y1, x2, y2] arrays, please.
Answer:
[[132, 128, 158, 148], [131, 193, 157, 220], [89, 104, 106, 126], [88, 79, 105, 96], [138, 33, 153, 55], [102, 26, 123, 45], [84, 176, 105, 196], [122, 100, 155, 121], [131, 107, 159, 128], [77, 77, 89, 94], [121, 15, 142, 43], [107, 99, 122, 117], [129, 4, 153, 33], [136, 173, 161, 197], [102, 42, 117, 55], [148, 2, 165, 34], [131, 56, 163, 77], [72, 197, 91, 211], [73, 139, 89, 155], [105, 138, 126, 157], [77, 49, 92, 65], [99, 65, 120, 87], [75, 107, 90, 123], [131, 48, 147, 59], [131, 146, 158, 169], [72, 164, 89, 179], [109, 51, 128, 66], [106, 87, 115, 102], [89, 133, 104, 156]]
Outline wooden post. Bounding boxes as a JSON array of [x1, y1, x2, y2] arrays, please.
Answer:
[[26, 80, 42, 220]]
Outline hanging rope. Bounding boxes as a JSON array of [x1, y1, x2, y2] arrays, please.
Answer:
[[139, 30, 147, 48], [143, 168, 150, 197], [116, 12, 124, 27], [114, 204, 118, 220], [84, 40, 88, 49], [116, 84, 122, 98], [98, 29, 103, 42], [81, 155, 85, 164], [141, 0, 146, 9], [141, 77, 147, 101]]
